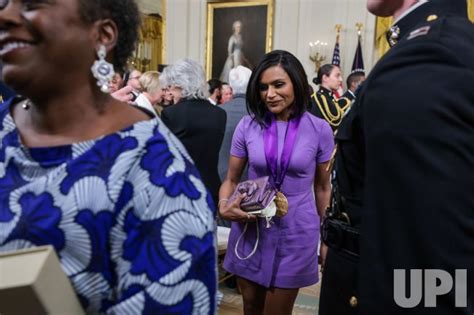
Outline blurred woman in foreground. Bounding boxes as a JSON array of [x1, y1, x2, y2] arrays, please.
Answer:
[[0, 0, 216, 313]]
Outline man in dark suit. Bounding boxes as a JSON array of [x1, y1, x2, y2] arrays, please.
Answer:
[[320, 0, 474, 314], [161, 59, 227, 206], [218, 65, 252, 182], [342, 71, 365, 101], [207, 78, 222, 106]]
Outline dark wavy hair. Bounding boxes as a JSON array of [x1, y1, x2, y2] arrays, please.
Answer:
[[77, 0, 140, 71], [246, 50, 309, 127], [313, 64, 337, 85]]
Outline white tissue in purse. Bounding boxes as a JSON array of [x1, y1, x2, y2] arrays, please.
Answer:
[[248, 198, 277, 228]]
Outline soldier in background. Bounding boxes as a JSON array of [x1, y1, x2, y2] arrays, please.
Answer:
[[320, 0, 474, 314], [342, 71, 365, 102], [310, 64, 351, 132]]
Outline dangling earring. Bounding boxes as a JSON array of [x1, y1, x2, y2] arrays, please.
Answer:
[[22, 100, 31, 110], [91, 45, 115, 93]]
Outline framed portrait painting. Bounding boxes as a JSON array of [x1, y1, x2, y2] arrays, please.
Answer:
[[206, 0, 274, 81]]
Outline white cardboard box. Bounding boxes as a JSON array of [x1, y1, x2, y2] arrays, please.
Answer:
[[0, 245, 84, 315]]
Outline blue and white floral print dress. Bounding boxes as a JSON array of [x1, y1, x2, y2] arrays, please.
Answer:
[[0, 100, 216, 314]]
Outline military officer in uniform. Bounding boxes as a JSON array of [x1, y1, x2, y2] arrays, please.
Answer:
[[309, 64, 351, 132], [320, 0, 474, 314]]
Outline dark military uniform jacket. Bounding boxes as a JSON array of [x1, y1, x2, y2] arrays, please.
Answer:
[[335, 2, 474, 314], [342, 89, 356, 102], [309, 86, 351, 132]]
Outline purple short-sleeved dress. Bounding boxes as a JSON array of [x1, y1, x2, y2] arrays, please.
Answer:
[[223, 112, 334, 288]]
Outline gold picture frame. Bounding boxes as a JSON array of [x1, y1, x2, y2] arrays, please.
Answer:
[[129, 14, 164, 72], [206, 0, 274, 81]]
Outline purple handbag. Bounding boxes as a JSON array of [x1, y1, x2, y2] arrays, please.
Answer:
[[228, 176, 277, 212]]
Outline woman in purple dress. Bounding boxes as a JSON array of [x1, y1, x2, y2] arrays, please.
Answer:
[[219, 50, 334, 314]]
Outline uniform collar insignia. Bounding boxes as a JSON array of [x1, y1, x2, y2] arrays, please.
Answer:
[[386, 25, 401, 47], [385, 1, 434, 48]]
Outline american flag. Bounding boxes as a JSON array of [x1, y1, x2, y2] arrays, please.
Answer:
[[331, 37, 341, 66], [332, 34, 342, 98]]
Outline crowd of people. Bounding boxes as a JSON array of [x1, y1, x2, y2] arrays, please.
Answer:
[[0, 0, 472, 314]]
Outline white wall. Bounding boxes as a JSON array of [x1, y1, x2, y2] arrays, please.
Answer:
[[273, 0, 376, 86], [163, 0, 208, 63], [143, 0, 376, 86]]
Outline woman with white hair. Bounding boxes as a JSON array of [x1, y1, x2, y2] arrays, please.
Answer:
[[134, 71, 164, 116], [229, 65, 252, 95], [160, 59, 208, 104], [161, 59, 227, 206]]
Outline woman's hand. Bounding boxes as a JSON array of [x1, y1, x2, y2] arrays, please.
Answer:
[[111, 85, 134, 103], [219, 193, 256, 223]]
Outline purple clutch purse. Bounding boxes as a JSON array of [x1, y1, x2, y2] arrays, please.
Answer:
[[228, 176, 277, 212]]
